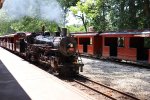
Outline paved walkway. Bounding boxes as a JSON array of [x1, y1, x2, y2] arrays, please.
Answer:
[[0, 47, 94, 100]]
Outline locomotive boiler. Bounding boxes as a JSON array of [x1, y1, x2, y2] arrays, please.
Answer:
[[25, 28, 84, 76]]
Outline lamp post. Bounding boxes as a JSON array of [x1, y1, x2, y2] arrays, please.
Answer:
[[0, 0, 4, 9]]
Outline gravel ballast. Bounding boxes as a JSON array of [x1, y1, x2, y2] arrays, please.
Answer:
[[80, 57, 150, 100]]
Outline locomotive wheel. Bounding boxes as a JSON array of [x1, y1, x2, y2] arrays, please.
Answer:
[[30, 55, 35, 62], [47, 67, 55, 74], [58, 67, 78, 77], [26, 53, 31, 61], [26, 53, 36, 63]]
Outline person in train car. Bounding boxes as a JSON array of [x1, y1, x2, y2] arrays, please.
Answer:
[[118, 37, 124, 47]]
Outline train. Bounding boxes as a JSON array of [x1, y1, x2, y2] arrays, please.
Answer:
[[71, 29, 150, 65], [0, 28, 84, 76], [1, 28, 150, 76]]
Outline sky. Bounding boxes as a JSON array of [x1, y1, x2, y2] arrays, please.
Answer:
[[66, 11, 82, 26]]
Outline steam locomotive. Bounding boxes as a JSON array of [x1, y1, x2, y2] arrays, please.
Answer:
[[0, 28, 84, 76]]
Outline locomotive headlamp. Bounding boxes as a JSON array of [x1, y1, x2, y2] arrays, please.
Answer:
[[67, 43, 75, 52], [68, 43, 73, 48]]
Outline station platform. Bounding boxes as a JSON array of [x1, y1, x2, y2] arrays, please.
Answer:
[[0, 47, 94, 100]]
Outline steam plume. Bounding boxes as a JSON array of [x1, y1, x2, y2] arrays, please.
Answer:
[[0, 0, 63, 23]]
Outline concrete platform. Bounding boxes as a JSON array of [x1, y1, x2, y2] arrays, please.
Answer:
[[0, 47, 94, 100], [0, 60, 30, 100]]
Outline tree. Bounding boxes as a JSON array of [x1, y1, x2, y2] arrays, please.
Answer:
[[0, 15, 58, 35], [90, 0, 111, 31], [67, 25, 85, 32], [10, 16, 58, 33], [143, 0, 150, 28], [70, 0, 95, 32], [57, 0, 79, 27], [0, 10, 14, 35]]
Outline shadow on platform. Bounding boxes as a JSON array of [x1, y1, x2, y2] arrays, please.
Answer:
[[0, 60, 31, 100]]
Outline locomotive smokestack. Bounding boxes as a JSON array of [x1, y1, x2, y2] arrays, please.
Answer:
[[55, 27, 61, 36], [42, 25, 45, 34], [61, 28, 67, 37], [57, 27, 61, 33]]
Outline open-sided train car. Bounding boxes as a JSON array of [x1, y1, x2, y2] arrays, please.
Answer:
[[0, 32, 31, 52], [102, 30, 150, 64], [71, 30, 150, 64], [72, 32, 102, 57]]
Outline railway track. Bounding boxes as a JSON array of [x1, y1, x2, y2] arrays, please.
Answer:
[[81, 54, 150, 68], [65, 75, 140, 100]]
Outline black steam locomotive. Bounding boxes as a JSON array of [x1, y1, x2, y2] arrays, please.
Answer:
[[24, 28, 83, 76]]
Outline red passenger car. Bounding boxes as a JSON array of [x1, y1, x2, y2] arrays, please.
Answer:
[[72, 32, 102, 56], [0, 32, 31, 52], [72, 30, 150, 65], [102, 30, 150, 64]]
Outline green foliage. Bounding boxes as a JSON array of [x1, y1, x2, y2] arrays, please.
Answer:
[[70, 0, 95, 16], [57, 0, 79, 9], [0, 0, 80, 35], [67, 25, 85, 32], [69, 0, 150, 32], [89, 0, 150, 31], [0, 16, 58, 35], [10, 16, 58, 33], [1, 0, 150, 35], [70, 0, 95, 32], [144, 38, 150, 48], [0, 10, 13, 35], [0, 21, 14, 35]]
